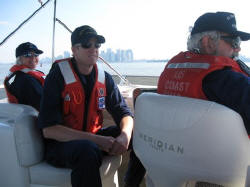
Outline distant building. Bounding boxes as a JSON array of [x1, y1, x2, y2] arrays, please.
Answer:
[[63, 51, 71, 58], [100, 48, 134, 62]]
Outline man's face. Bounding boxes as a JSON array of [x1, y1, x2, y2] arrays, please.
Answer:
[[72, 37, 100, 66], [215, 34, 241, 58], [20, 52, 39, 69]]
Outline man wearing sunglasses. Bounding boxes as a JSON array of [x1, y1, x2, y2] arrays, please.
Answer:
[[4, 42, 44, 111], [158, 11, 250, 186], [158, 11, 250, 129], [38, 25, 134, 187], [124, 11, 250, 187]]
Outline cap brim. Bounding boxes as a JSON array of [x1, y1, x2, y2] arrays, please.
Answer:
[[96, 35, 105, 43], [232, 31, 250, 41], [33, 49, 43, 54], [83, 34, 105, 44]]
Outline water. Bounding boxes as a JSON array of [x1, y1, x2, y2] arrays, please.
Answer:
[[1, 61, 250, 86], [0, 62, 166, 85]]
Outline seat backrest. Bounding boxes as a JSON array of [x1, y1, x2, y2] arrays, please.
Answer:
[[0, 103, 44, 166], [133, 93, 250, 187]]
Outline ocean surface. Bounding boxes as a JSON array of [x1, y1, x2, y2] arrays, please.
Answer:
[[0, 62, 166, 85], [1, 61, 250, 86]]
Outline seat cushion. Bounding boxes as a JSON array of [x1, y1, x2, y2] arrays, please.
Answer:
[[29, 155, 122, 186], [0, 103, 44, 166]]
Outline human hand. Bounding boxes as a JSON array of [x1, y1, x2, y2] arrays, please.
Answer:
[[97, 136, 116, 152], [109, 132, 130, 155]]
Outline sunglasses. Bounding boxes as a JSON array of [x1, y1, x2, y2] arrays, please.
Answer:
[[81, 42, 101, 49], [23, 53, 39, 58], [220, 36, 241, 49]]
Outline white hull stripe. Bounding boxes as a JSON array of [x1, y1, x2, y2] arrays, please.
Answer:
[[97, 63, 105, 84], [167, 62, 210, 69], [58, 61, 76, 84]]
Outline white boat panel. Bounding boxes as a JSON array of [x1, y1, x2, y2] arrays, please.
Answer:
[[133, 93, 250, 187]]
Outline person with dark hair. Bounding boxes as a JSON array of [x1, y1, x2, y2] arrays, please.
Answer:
[[38, 25, 134, 187], [4, 42, 44, 111], [125, 11, 250, 187]]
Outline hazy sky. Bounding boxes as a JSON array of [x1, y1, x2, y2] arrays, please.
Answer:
[[1, 0, 250, 63]]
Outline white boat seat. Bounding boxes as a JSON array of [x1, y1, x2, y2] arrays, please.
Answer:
[[133, 93, 250, 187], [0, 103, 122, 187]]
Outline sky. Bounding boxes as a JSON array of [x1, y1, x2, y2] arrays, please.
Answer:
[[0, 0, 250, 63]]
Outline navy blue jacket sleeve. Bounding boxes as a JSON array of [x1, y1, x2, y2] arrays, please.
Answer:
[[202, 68, 250, 133], [103, 72, 133, 126], [9, 72, 43, 111], [38, 64, 64, 129]]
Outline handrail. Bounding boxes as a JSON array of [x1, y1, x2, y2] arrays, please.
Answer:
[[56, 18, 72, 33], [0, 0, 52, 46], [98, 56, 130, 85], [51, 0, 57, 63]]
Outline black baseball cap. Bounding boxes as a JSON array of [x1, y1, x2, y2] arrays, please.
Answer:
[[191, 12, 250, 41], [16, 42, 43, 57], [71, 25, 105, 46]]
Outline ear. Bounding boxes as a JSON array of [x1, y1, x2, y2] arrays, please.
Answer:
[[71, 46, 76, 54], [200, 36, 216, 54]]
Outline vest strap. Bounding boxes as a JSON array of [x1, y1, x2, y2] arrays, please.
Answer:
[[58, 61, 76, 84], [97, 63, 105, 84]]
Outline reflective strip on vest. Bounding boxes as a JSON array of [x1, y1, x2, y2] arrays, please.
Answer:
[[58, 61, 76, 84], [7, 68, 32, 78], [167, 62, 210, 69], [20, 68, 32, 73], [97, 63, 105, 84]]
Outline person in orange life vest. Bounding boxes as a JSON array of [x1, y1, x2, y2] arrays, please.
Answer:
[[4, 42, 44, 111], [125, 11, 250, 187], [38, 25, 134, 187], [158, 11, 250, 133]]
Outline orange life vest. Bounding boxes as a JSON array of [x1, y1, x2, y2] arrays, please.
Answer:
[[157, 51, 247, 98], [158, 52, 250, 138], [56, 58, 106, 133], [4, 64, 45, 103]]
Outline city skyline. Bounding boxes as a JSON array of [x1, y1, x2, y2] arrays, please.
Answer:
[[38, 47, 168, 64], [100, 48, 134, 62]]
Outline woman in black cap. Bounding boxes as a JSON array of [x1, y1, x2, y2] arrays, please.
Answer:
[[4, 42, 45, 111]]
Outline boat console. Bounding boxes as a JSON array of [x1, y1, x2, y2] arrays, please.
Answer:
[[133, 93, 250, 187], [0, 103, 122, 187]]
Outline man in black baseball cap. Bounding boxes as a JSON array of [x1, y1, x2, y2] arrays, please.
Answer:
[[125, 11, 250, 187], [15, 42, 43, 57], [38, 25, 134, 187]]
